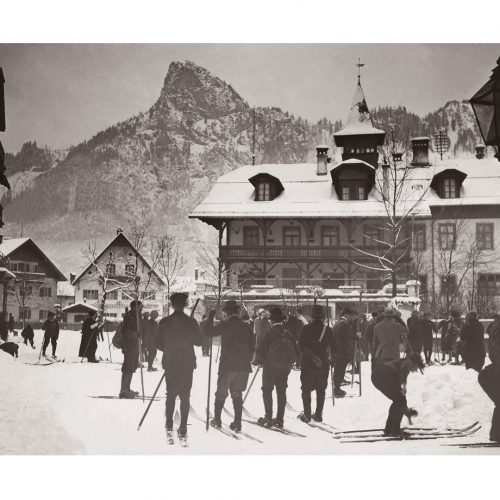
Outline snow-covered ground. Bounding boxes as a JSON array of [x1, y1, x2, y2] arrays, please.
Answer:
[[0, 329, 497, 455]]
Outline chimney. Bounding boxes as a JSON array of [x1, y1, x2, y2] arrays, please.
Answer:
[[475, 144, 486, 159], [381, 164, 390, 199], [194, 268, 199, 281], [70, 273, 75, 284], [116, 227, 123, 235], [410, 137, 431, 167], [316, 145, 329, 175]]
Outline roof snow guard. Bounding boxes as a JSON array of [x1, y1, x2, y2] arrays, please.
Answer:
[[334, 80, 385, 146]]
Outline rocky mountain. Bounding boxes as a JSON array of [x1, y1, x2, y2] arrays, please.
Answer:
[[0, 61, 485, 277]]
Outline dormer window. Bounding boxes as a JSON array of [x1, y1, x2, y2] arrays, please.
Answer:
[[249, 173, 284, 202], [340, 180, 366, 200], [430, 169, 467, 200], [330, 160, 375, 201], [256, 181, 272, 201], [443, 178, 457, 198]]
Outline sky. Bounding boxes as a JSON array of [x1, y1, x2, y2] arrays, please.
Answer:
[[0, 43, 499, 153]]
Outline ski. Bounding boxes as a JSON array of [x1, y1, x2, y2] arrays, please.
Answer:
[[174, 412, 188, 447], [341, 426, 481, 444], [220, 408, 264, 443], [286, 405, 338, 433], [189, 405, 241, 440], [444, 441, 500, 448], [89, 395, 160, 400], [333, 421, 479, 436], [166, 430, 175, 445], [335, 426, 480, 440], [241, 407, 306, 437]]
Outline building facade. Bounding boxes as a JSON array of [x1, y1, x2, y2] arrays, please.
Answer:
[[190, 79, 500, 317], [0, 237, 67, 322], [72, 231, 166, 320]]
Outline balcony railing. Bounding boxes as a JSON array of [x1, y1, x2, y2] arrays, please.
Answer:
[[12, 271, 46, 282], [220, 245, 409, 261]]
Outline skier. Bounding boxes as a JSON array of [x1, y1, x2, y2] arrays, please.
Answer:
[[331, 307, 358, 398], [365, 311, 378, 359], [143, 310, 159, 371], [42, 311, 60, 358], [407, 310, 423, 355], [157, 293, 203, 440], [252, 307, 299, 428], [199, 314, 210, 356], [297, 304, 334, 423], [438, 318, 449, 362], [460, 311, 486, 372], [478, 313, 500, 442], [371, 352, 425, 436], [119, 300, 142, 399], [21, 323, 35, 348], [372, 307, 407, 368], [204, 300, 255, 432], [445, 310, 463, 364], [253, 308, 270, 345], [8, 313, 14, 334], [79, 310, 100, 362], [420, 312, 436, 364]]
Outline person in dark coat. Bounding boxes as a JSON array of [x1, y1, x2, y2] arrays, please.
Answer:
[[21, 324, 35, 348], [297, 305, 334, 423], [446, 311, 463, 364], [42, 311, 60, 358], [144, 309, 159, 371], [372, 307, 407, 368], [478, 313, 500, 442], [371, 352, 425, 436], [204, 300, 255, 432], [0, 342, 19, 358], [460, 311, 486, 372], [8, 313, 14, 334], [119, 300, 142, 399], [420, 312, 436, 364], [200, 314, 210, 356], [253, 307, 299, 428], [365, 311, 378, 359], [407, 310, 423, 354], [79, 310, 100, 362], [332, 307, 358, 398], [438, 319, 449, 362], [0, 317, 7, 342], [157, 293, 202, 439]]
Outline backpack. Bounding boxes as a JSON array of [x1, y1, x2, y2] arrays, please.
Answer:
[[267, 329, 297, 370], [111, 323, 123, 349]]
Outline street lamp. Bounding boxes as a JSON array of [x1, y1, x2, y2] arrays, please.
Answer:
[[470, 57, 500, 161]]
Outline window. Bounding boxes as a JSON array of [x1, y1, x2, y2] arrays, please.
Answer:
[[83, 289, 99, 300], [283, 226, 301, 247], [282, 268, 302, 288], [141, 291, 156, 301], [443, 178, 457, 198], [364, 225, 383, 247], [321, 226, 339, 246], [243, 226, 259, 246], [125, 264, 135, 276], [106, 264, 116, 275], [340, 180, 366, 200], [39, 287, 52, 298], [412, 224, 426, 251], [19, 308, 31, 320], [107, 290, 118, 300], [438, 223, 456, 250], [121, 291, 130, 301], [39, 310, 50, 320], [477, 223, 494, 250], [256, 182, 272, 201], [322, 273, 345, 289], [440, 275, 457, 296], [478, 274, 500, 296]]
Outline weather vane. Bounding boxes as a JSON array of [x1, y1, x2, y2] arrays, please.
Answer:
[[356, 58, 365, 84]]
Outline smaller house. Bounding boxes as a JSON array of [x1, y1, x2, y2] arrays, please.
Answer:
[[62, 302, 97, 324]]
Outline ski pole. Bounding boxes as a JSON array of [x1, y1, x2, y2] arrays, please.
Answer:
[[106, 330, 113, 362], [215, 341, 221, 363], [326, 298, 334, 408], [206, 336, 213, 431], [242, 365, 261, 406], [330, 364, 335, 407], [137, 372, 165, 431]]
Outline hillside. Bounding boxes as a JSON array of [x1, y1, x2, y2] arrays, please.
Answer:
[[0, 61, 484, 277]]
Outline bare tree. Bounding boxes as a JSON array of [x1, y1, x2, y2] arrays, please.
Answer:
[[9, 277, 44, 328], [349, 138, 429, 297]]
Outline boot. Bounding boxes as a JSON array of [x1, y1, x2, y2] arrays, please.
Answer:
[[230, 398, 242, 432], [211, 399, 224, 428], [334, 388, 346, 398], [119, 372, 135, 398], [313, 392, 325, 422]]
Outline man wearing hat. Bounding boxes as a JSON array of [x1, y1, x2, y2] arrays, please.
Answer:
[[119, 300, 142, 398], [204, 300, 255, 432], [297, 304, 334, 423], [407, 310, 423, 355], [157, 292, 203, 440], [79, 309, 100, 362], [371, 352, 425, 437], [143, 309, 159, 371], [254, 307, 271, 345], [253, 307, 299, 428], [41, 311, 60, 358], [372, 307, 408, 368], [331, 307, 358, 398]]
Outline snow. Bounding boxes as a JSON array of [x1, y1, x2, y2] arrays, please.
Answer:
[[0, 330, 498, 455]]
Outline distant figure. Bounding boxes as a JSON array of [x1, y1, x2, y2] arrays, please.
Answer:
[[199, 314, 210, 357], [79, 310, 100, 362], [438, 319, 449, 362], [0, 317, 7, 342], [407, 310, 423, 355], [42, 312, 60, 358], [446, 311, 463, 364], [460, 311, 485, 373], [8, 313, 14, 334], [478, 313, 500, 442], [21, 324, 35, 349], [365, 311, 378, 359], [119, 301, 142, 399], [144, 310, 159, 371], [420, 312, 436, 364], [0, 342, 19, 358], [254, 308, 271, 345]]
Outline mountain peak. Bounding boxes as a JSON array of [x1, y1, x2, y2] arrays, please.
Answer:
[[154, 60, 249, 119]]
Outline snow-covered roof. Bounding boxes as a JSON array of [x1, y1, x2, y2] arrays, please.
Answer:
[[62, 302, 98, 313], [190, 156, 500, 221], [57, 282, 75, 297], [0, 237, 30, 256]]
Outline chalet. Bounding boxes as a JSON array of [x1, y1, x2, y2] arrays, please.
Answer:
[[190, 77, 500, 317], [0, 237, 67, 322], [71, 231, 166, 320]]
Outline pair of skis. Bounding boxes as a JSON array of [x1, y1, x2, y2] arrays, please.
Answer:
[[334, 421, 481, 443], [166, 411, 188, 447], [26, 356, 65, 366], [285, 402, 337, 434]]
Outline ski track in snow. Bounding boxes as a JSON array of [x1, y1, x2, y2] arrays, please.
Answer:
[[0, 329, 498, 455]]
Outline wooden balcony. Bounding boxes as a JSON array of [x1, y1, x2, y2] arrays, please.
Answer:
[[220, 245, 409, 262], [12, 271, 46, 282]]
